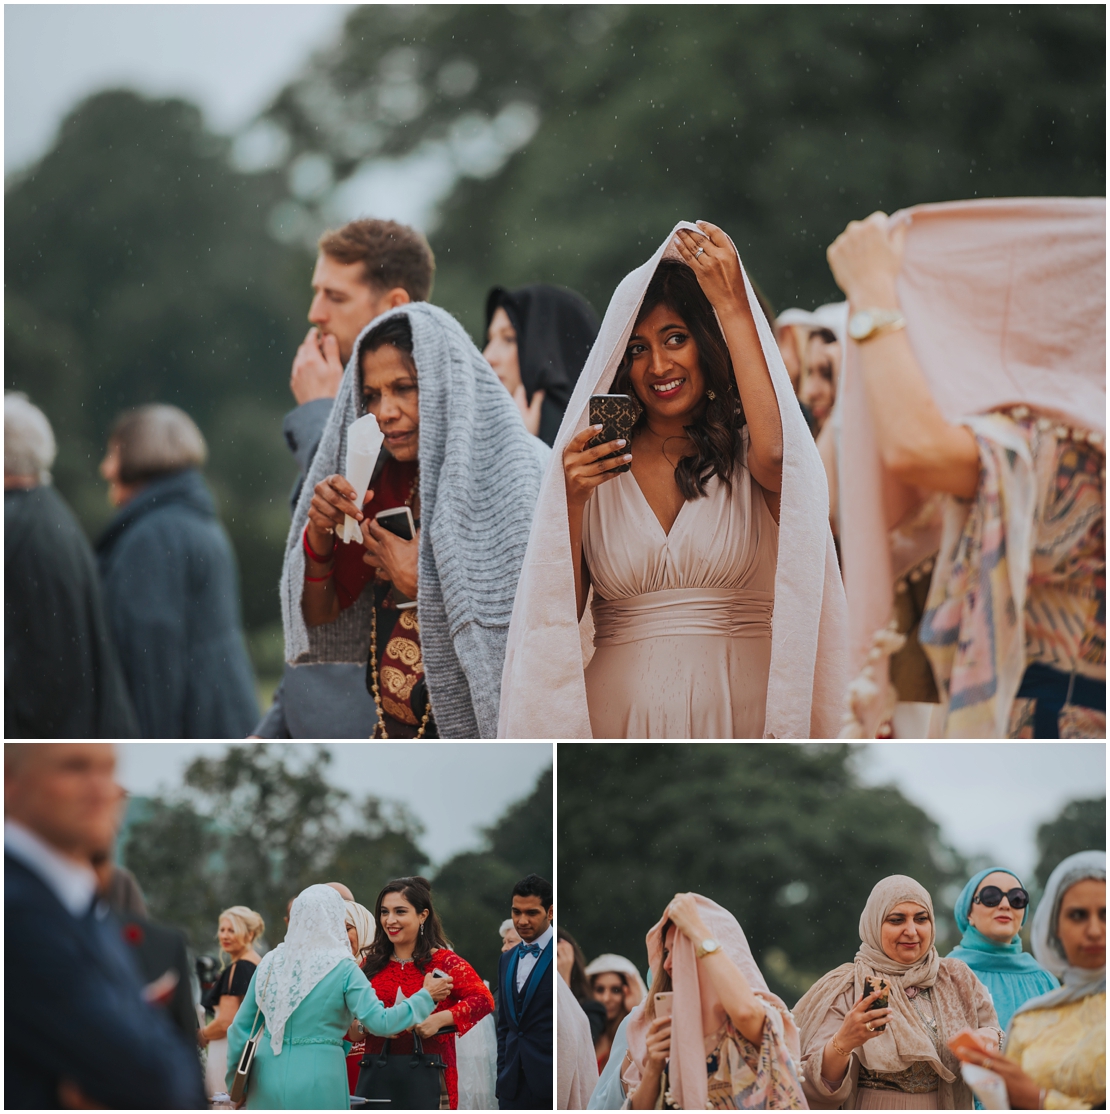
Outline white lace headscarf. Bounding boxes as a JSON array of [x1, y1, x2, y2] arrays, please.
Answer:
[[255, 884, 357, 1054]]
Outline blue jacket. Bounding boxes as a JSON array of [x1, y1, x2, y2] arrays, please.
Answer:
[[4, 854, 206, 1109], [496, 940, 554, 1107], [96, 468, 258, 738]]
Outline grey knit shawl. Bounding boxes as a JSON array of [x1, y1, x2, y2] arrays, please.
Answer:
[[280, 302, 550, 738]]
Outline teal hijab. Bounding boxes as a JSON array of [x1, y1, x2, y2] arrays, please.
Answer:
[[947, 866, 1058, 1029]]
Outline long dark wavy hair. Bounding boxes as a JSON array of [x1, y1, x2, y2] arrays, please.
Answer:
[[362, 876, 452, 979], [613, 259, 746, 500]]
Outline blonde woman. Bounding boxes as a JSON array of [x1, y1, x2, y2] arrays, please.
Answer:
[[199, 905, 264, 1098]]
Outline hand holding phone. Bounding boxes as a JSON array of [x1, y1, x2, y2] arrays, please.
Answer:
[[587, 394, 640, 474], [653, 991, 673, 1020], [862, 977, 890, 1031]]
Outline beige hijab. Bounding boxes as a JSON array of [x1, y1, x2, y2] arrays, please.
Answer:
[[793, 876, 962, 1083], [498, 222, 848, 738], [344, 900, 375, 960]]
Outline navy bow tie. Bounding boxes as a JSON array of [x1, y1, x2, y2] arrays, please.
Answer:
[[517, 942, 542, 957]]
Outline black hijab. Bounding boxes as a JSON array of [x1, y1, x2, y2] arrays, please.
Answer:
[[485, 283, 600, 446]]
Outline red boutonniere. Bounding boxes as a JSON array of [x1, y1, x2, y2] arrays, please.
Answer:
[[122, 922, 145, 946]]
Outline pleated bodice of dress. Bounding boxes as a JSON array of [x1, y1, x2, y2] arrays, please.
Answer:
[[581, 457, 778, 738]]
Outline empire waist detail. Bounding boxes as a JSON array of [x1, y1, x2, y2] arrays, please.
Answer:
[[591, 586, 774, 646]]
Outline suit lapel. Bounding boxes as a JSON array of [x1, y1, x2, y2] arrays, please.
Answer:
[[504, 947, 521, 1025], [519, 939, 553, 1020]]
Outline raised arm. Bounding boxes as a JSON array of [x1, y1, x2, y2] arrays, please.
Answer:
[[666, 893, 765, 1045], [826, 212, 979, 498], [673, 222, 783, 497]]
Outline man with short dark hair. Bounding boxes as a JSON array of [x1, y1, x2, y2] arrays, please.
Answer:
[[253, 218, 436, 738], [5, 744, 205, 1108], [496, 873, 554, 1109]]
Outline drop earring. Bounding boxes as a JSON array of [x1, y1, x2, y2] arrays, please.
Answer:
[[420, 922, 424, 936]]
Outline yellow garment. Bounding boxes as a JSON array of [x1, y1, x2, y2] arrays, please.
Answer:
[[1005, 992, 1105, 1110]]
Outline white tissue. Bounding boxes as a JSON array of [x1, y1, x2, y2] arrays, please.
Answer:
[[341, 413, 385, 544], [961, 1062, 1010, 1109]]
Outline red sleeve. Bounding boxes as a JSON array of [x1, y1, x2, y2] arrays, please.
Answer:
[[435, 951, 495, 1037]]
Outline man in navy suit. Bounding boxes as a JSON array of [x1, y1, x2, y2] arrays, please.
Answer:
[[5, 743, 206, 1109], [496, 873, 553, 1109]]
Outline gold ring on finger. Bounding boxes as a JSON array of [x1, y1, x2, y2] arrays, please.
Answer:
[[865, 1022, 875, 1032]]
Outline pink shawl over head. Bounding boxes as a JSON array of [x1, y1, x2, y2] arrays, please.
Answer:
[[498, 222, 847, 738], [838, 197, 1106, 736], [625, 895, 800, 1110]]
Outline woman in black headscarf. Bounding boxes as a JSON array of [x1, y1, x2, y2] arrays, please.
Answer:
[[484, 284, 600, 446]]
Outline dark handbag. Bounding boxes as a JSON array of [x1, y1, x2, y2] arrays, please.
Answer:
[[355, 1031, 448, 1109]]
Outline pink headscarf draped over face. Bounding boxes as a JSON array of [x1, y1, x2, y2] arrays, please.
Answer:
[[625, 895, 801, 1110]]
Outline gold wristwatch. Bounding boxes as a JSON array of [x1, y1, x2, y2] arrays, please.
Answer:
[[695, 938, 721, 959], [848, 307, 906, 343]]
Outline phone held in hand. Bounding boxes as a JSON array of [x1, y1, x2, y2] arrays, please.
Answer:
[[947, 1028, 986, 1061], [653, 991, 673, 1020], [588, 394, 640, 474], [863, 977, 890, 1030], [375, 506, 415, 541]]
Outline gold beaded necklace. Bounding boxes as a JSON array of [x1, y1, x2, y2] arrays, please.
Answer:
[[369, 468, 431, 740]]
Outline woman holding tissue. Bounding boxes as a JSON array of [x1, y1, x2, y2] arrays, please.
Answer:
[[282, 306, 548, 738]]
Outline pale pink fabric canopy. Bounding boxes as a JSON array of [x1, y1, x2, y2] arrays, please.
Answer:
[[838, 197, 1106, 736], [498, 222, 848, 738]]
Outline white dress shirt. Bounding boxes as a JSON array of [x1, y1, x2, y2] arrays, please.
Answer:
[[515, 924, 553, 992], [5, 818, 98, 918]]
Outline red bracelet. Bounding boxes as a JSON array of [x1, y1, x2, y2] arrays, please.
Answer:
[[304, 570, 334, 583], [303, 526, 336, 564]]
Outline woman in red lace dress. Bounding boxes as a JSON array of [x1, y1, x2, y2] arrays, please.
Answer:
[[359, 876, 494, 1110]]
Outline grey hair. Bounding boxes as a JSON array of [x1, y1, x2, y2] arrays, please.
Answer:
[[5, 393, 56, 484], [109, 404, 207, 483]]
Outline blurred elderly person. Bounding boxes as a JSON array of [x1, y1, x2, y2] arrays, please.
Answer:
[[827, 202, 1104, 738], [199, 905, 264, 1098], [5, 394, 137, 738], [96, 403, 258, 738], [5, 743, 205, 1108], [946, 867, 1058, 1029], [956, 850, 1105, 1110], [500, 917, 522, 952]]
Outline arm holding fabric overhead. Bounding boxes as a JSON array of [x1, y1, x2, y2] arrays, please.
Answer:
[[827, 211, 980, 498]]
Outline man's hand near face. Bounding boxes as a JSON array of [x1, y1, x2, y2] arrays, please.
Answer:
[[290, 327, 345, 405]]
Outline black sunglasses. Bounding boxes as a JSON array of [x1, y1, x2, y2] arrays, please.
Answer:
[[973, 886, 1029, 910]]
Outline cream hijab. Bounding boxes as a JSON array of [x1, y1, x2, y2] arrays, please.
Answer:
[[498, 222, 848, 738], [625, 895, 803, 1110], [793, 875, 962, 1082], [344, 900, 376, 960]]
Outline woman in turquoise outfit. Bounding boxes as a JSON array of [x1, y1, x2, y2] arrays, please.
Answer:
[[226, 885, 452, 1109], [946, 867, 1058, 1029]]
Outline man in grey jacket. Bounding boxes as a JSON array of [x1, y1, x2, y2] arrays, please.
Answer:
[[253, 218, 436, 737]]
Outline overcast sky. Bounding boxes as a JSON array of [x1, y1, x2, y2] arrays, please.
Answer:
[[5, 5, 350, 171], [855, 742, 1105, 881], [116, 742, 552, 866]]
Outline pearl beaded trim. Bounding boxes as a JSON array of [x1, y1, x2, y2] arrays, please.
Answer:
[[1004, 405, 1105, 452]]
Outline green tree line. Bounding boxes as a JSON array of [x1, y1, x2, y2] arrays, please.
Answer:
[[6, 6, 1103, 691], [120, 744, 551, 985]]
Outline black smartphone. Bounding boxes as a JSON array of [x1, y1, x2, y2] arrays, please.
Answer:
[[588, 394, 640, 474], [863, 977, 890, 1030], [375, 506, 415, 541]]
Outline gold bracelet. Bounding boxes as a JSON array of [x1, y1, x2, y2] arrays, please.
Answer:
[[831, 1037, 852, 1059]]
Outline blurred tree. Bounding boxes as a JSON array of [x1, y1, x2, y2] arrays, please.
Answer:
[[5, 89, 313, 645], [558, 744, 966, 1001], [434, 765, 552, 984], [1034, 796, 1106, 891], [120, 745, 551, 982], [121, 744, 425, 953], [268, 4, 1105, 334]]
